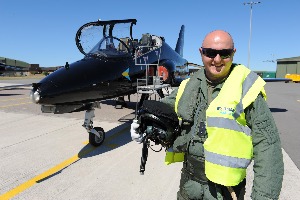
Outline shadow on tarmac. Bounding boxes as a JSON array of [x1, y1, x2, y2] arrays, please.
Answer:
[[269, 107, 288, 112], [0, 93, 23, 96], [78, 122, 132, 159], [36, 122, 133, 183]]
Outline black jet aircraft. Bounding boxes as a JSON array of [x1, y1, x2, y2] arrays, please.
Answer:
[[30, 19, 190, 147]]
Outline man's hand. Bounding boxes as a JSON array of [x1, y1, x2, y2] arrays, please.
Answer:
[[131, 119, 143, 143]]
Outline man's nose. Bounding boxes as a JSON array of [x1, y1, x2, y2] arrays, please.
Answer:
[[213, 54, 222, 63]]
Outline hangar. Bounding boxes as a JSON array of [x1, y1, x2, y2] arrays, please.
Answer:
[[276, 56, 300, 78]]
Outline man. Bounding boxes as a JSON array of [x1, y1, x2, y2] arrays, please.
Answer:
[[131, 30, 284, 199]]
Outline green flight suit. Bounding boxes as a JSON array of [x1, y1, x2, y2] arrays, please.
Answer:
[[161, 65, 284, 199]]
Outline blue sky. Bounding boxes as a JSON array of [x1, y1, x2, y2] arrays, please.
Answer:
[[1, 0, 299, 71]]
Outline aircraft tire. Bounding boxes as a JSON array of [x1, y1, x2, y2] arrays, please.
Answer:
[[89, 127, 105, 146]]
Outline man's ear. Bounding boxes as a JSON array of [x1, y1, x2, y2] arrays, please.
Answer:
[[232, 48, 236, 56], [199, 47, 202, 55]]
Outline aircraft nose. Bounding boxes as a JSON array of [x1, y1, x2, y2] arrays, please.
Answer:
[[29, 89, 41, 104], [30, 83, 41, 104]]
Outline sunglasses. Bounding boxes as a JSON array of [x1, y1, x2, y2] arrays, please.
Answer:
[[201, 48, 234, 59]]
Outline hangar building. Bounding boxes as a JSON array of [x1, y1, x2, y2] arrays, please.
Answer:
[[276, 56, 300, 78]]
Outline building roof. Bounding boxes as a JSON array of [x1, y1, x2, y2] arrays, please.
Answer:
[[0, 56, 30, 67], [277, 56, 300, 62]]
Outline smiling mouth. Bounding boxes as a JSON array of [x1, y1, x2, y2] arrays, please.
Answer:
[[213, 65, 223, 72], [214, 64, 224, 68], [214, 65, 223, 70]]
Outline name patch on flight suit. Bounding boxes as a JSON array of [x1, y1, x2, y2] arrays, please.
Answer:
[[216, 107, 235, 115]]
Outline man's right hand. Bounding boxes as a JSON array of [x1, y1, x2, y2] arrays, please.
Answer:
[[130, 119, 143, 143]]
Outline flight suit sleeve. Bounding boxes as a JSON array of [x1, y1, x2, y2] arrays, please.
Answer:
[[160, 88, 178, 110], [245, 93, 284, 200], [161, 88, 189, 153]]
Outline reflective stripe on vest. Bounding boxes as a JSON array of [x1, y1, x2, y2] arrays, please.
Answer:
[[165, 78, 190, 165], [204, 149, 251, 168], [207, 117, 251, 137], [204, 64, 266, 186], [233, 70, 267, 121]]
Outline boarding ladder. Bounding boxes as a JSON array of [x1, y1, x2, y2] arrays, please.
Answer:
[[134, 45, 171, 115]]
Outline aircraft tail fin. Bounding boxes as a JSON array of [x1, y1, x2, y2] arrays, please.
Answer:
[[175, 25, 185, 57]]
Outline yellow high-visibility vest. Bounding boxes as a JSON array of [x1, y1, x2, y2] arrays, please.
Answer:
[[204, 65, 266, 186], [165, 65, 266, 173]]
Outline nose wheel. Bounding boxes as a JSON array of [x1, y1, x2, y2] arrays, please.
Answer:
[[89, 127, 105, 146], [83, 104, 106, 147]]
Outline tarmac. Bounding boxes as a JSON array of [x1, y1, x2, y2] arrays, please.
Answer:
[[0, 79, 299, 199]]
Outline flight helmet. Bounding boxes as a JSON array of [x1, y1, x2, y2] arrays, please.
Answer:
[[138, 100, 180, 148]]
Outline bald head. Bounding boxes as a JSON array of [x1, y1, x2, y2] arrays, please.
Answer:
[[202, 30, 234, 49], [199, 30, 236, 82]]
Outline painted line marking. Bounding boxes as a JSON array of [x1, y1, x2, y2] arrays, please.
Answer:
[[0, 102, 32, 108], [297, 100, 300, 102], [82, 141, 89, 145], [0, 125, 130, 199]]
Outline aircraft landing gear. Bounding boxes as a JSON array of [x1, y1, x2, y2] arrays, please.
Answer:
[[115, 96, 127, 109], [83, 105, 105, 147], [89, 127, 105, 146]]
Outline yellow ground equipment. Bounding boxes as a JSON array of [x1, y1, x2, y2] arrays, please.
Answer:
[[285, 74, 300, 83]]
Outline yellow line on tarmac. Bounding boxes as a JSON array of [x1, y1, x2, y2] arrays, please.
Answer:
[[0, 102, 32, 108], [0, 125, 130, 200]]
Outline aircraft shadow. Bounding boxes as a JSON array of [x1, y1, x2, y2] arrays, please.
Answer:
[[37, 122, 133, 183], [0, 93, 23, 96], [269, 107, 288, 112], [118, 111, 136, 123], [78, 122, 133, 159], [0, 87, 30, 91]]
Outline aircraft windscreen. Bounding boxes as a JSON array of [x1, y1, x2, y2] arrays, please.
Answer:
[[105, 23, 131, 39], [88, 36, 130, 57]]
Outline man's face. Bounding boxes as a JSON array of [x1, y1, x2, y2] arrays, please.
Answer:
[[199, 31, 236, 81]]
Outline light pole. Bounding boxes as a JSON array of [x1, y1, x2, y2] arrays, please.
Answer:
[[244, 1, 261, 68]]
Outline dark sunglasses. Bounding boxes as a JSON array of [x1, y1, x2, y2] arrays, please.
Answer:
[[201, 48, 234, 59]]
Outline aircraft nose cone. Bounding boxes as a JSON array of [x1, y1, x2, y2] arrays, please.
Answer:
[[29, 89, 41, 104], [30, 83, 42, 104]]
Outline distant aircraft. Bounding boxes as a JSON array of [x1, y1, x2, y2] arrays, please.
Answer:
[[29, 19, 191, 146], [0, 63, 27, 74]]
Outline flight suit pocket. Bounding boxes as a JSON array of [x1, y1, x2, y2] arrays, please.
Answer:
[[183, 180, 204, 200]]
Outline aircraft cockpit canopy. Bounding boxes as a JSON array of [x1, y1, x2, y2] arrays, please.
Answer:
[[75, 19, 137, 55]]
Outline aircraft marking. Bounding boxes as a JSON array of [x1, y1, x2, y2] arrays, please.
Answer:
[[0, 125, 129, 199], [122, 68, 130, 80], [0, 102, 32, 108]]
